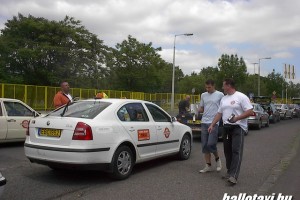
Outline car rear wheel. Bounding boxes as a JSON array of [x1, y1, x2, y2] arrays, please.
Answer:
[[178, 134, 191, 160], [257, 120, 262, 130], [111, 146, 133, 180], [265, 119, 269, 127]]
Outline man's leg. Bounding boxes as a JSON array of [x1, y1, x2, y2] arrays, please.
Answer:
[[223, 128, 232, 174], [228, 127, 245, 184], [199, 124, 213, 173], [207, 124, 221, 171]]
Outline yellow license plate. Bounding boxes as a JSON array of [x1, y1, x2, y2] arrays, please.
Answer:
[[39, 128, 61, 137], [187, 120, 201, 124]]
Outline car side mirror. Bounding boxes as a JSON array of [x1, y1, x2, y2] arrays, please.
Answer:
[[171, 116, 177, 122], [72, 97, 80, 101]]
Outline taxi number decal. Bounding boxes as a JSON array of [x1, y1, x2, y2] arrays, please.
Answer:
[[164, 128, 170, 138], [138, 129, 150, 141]]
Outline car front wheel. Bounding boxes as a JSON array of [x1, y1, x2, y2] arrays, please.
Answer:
[[178, 134, 191, 160], [111, 146, 133, 180]]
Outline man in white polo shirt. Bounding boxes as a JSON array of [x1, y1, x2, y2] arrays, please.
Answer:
[[208, 78, 253, 185]]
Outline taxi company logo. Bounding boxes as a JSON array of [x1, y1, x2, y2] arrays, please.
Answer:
[[164, 128, 170, 138], [222, 193, 292, 200], [46, 121, 50, 126], [21, 120, 29, 128]]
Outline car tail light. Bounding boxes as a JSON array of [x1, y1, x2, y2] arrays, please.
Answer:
[[72, 122, 93, 140], [26, 120, 30, 136]]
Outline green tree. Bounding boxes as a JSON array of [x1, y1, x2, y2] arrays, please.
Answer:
[[178, 72, 205, 95], [217, 54, 247, 89], [108, 35, 173, 92], [264, 71, 285, 97], [0, 13, 108, 87]]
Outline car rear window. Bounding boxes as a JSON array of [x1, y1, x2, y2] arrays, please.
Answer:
[[48, 101, 111, 119]]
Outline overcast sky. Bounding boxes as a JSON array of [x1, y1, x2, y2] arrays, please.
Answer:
[[1, 0, 300, 85]]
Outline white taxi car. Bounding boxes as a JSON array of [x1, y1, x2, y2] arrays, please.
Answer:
[[24, 99, 192, 179], [0, 98, 41, 143]]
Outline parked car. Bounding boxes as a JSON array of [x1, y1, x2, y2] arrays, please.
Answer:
[[288, 104, 300, 118], [248, 103, 270, 129], [0, 171, 6, 198], [24, 99, 192, 180], [0, 98, 41, 143], [252, 96, 280, 123], [176, 104, 223, 139], [274, 104, 293, 119]]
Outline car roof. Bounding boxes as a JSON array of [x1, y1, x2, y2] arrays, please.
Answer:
[[0, 98, 23, 102], [81, 98, 149, 104]]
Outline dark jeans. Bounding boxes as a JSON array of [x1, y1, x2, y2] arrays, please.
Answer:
[[223, 124, 245, 180]]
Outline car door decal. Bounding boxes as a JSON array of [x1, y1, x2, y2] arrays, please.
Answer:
[[138, 129, 150, 141], [164, 127, 170, 138], [21, 120, 29, 128]]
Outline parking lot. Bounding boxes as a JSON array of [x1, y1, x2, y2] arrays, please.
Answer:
[[1, 118, 299, 200]]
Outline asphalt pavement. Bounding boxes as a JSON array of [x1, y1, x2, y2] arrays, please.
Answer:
[[1, 118, 300, 200], [269, 130, 300, 199]]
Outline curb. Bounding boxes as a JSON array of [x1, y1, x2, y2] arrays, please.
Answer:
[[256, 132, 300, 194]]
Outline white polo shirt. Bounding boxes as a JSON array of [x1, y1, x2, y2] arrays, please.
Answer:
[[218, 91, 253, 131]]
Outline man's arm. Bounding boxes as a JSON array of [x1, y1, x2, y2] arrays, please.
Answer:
[[231, 109, 253, 123], [208, 112, 222, 133], [198, 106, 204, 113]]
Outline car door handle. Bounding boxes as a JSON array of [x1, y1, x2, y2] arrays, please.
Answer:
[[128, 128, 135, 132], [7, 119, 16, 122]]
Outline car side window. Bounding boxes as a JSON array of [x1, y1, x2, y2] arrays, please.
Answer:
[[117, 103, 149, 122], [4, 102, 33, 116], [145, 103, 170, 122]]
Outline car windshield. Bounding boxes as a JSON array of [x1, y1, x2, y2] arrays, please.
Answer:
[[47, 101, 111, 119]]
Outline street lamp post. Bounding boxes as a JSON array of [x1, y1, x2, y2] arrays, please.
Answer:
[[251, 62, 258, 74], [171, 33, 193, 113], [258, 57, 271, 96]]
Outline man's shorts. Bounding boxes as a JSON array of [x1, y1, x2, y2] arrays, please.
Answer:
[[201, 123, 219, 153]]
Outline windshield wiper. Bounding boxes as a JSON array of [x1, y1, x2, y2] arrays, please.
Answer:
[[61, 100, 71, 117]]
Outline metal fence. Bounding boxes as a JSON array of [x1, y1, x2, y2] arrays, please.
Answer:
[[0, 83, 200, 112]]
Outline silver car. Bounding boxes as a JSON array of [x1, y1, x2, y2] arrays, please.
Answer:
[[248, 103, 270, 129], [288, 104, 300, 118], [275, 104, 293, 119]]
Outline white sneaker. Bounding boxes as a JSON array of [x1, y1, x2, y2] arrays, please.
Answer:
[[216, 159, 222, 171], [199, 164, 213, 173]]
